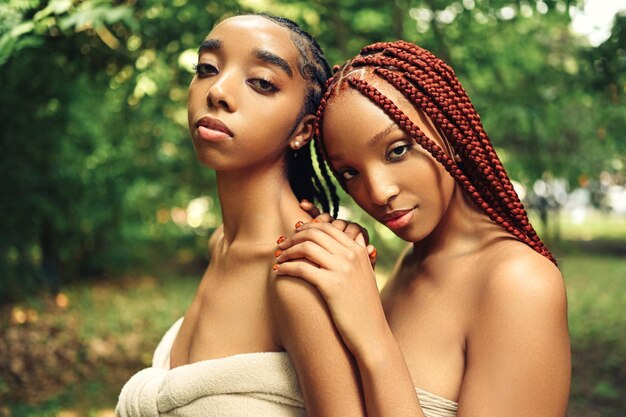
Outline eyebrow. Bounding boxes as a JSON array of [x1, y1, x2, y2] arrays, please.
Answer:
[[198, 38, 221, 54], [367, 123, 399, 146], [252, 48, 293, 78], [196, 40, 293, 78]]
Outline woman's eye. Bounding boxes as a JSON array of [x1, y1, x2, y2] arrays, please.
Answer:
[[249, 78, 278, 93], [194, 63, 218, 77], [387, 143, 412, 161], [340, 168, 358, 181]]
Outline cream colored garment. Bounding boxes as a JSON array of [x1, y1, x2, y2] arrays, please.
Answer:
[[416, 388, 458, 417], [116, 318, 305, 417], [117, 318, 458, 417]]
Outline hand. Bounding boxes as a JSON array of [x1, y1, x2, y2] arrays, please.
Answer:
[[274, 221, 387, 358], [300, 200, 377, 267]]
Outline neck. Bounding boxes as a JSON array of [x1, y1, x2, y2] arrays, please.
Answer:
[[411, 185, 511, 262], [215, 161, 305, 246]]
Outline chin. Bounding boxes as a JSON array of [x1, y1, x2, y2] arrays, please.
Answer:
[[194, 152, 222, 170], [392, 225, 430, 244]]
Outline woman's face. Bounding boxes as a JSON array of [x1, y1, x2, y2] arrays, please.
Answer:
[[188, 16, 309, 171], [321, 77, 456, 242]]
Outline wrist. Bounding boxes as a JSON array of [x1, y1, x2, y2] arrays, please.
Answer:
[[354, 325, 399, 373]]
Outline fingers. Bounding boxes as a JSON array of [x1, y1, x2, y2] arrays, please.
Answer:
[[367, 244, 377, 268], [290, 221, 361, 250], [315, 212, 335, 223], [299, 199, 321, 218], [355, 232, 366, 247], [274, 259, 327, 293], [279, 223, 348, 257], [276, 240, 337, 271], [341, 221, 365, 244]]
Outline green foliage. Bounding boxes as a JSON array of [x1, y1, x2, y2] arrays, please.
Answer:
[[0, 0, 624, 302], [0, 0, 239, 302], [2, 243, 624, 416]]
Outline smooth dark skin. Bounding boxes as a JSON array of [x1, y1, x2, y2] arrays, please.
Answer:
[[276, 75, 571, 417], [170, 15, 369, 416]]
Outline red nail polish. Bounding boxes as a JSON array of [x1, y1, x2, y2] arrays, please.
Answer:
[[277, 235, 286, 244], [272, 263, 279, 271], [369, 248, 377, 259], [274, 250, 282, 258], [311, 219, 320, 223], [295, 221, 304, 229]]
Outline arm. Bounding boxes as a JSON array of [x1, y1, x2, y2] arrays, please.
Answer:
[[457, 255, 571, 416], [275, 223, 425, 417], [269, 272, 366, 416]]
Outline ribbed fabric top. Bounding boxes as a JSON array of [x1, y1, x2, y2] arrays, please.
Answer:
[[416, 387, 458, 417], [151, 318, 458, 417]]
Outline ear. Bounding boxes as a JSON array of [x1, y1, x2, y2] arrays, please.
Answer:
[[289, 114, 315, 150]]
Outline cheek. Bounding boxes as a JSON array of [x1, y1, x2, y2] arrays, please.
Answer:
[[344, 182, 377, 216]]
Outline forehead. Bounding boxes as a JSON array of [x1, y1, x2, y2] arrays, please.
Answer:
[[323, 76, 409, 137], [322, 74, 446, 150], [207, 16, 300, 66]]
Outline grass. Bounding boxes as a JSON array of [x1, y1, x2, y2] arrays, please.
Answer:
[[1, 210, 624, 417]]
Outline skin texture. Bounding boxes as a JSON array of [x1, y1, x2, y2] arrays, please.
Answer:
[[171, 15, 366, 416], [276, 72, 571, 416]]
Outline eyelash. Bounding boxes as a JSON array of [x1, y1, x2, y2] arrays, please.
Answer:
[[339, 142, 413, 182], [192, 62, 217, 77], [340, 168, 358, 182], [192, 63, 279, 94], [386, 142, 413, 162], [248, 78, 279, 93]]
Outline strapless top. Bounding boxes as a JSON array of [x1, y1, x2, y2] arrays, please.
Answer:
[[118, 318, 458, 417]]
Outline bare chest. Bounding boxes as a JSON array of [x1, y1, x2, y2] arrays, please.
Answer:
[[170, 256, 279, 368], [382, 278, 468, 402]]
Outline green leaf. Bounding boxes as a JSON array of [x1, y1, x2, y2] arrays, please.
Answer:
[[10, 21, 34, 37], [33, 0, 73, 21], [0, 33, 16, 66]]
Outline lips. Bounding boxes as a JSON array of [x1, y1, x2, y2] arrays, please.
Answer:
[[195, 115, 233, 142], [381, 208, 415, 231]]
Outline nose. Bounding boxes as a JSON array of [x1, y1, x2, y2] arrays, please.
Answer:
[[206, 73, 237, 112], [366, 172, 399, 207]]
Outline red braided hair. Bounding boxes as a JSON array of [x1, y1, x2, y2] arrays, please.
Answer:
[[314, 41, 556, 264]]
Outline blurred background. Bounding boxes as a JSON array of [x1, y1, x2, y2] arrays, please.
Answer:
[[0, 0, 624, 416]]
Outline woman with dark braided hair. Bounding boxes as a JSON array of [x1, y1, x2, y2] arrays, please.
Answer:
[[116, 14, 371, 416], [275, 41, 571, 416]]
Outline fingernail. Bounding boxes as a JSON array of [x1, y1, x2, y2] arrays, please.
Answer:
[[369, 248, 377, 259], [272, 263, 279, 271], [274, 250, 282, 258], [295, 220, 304, 229], [277, 235, 286, 244], [311, 219, 320, 223]]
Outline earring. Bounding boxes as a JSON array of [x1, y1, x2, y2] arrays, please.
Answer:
[[455, 154, 462, 163], [293, 140, 300, 149]]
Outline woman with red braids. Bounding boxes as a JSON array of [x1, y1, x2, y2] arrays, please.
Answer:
[[274, 41, 571, 417]]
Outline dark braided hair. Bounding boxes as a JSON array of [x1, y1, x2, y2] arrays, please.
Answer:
[[314, 41, 556, 264], [252, 13, 339, 216]]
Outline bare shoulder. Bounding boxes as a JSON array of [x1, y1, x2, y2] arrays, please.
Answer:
[[207, 224, 224, 256], [458, 242, 571, 415], [268, 276, 366, 416], [473, 241, 566, 316], [269, 275, 331, 345]]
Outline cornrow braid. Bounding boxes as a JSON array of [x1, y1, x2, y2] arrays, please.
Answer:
[[253, 13, 339, 217], [314, 41, 555, 264]]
